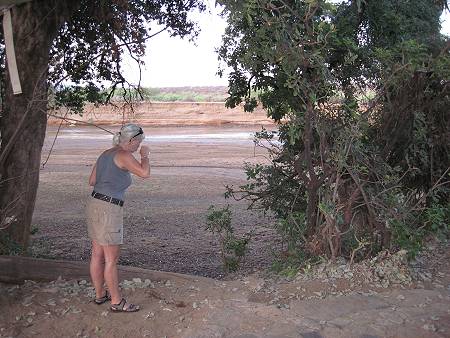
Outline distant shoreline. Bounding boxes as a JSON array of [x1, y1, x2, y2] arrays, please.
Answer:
[[104, 86, 229, 103], [48, 101, 274, 127]]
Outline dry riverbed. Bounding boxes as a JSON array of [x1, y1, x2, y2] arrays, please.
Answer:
[[30, 125, 279, 278], [2, 123, 449, 338]]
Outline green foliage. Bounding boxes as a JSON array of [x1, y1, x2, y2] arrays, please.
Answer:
[[53, 86, 229, 104], [49, 84, 107, 114], [146, 91, 226, 102], [0, 232, 24, 256], [275, 212, 307, 252], [44, 0, 205, 112], [390, 219, 425, 259], [271, 249, 322, 278], [206, 205, 233, 233], [0, 224, 40, 255], [206, 205, 251, 273], [389, 202, 450, 260], [374, 44, 450, 200], [425, 203, 450, 238], [271, 259, 299, 278], [137, 88, 227, 102], [218, 0, 450, 267], [30, 225, 39, 235]]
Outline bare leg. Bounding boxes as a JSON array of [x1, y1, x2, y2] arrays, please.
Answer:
[[90, 240, 106, 298], [103, 244, 121, 304], [102, 245, 139, 311]]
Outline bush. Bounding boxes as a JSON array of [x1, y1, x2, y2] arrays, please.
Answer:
[[227, 115, 449, 265], [205, 205, 251, 273], [0, 232, 24, 256], [425, 203, 450, 238], [218, 0, 449, 270]]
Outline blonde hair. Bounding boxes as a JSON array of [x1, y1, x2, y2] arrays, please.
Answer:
[[113, 123, 145, 145]]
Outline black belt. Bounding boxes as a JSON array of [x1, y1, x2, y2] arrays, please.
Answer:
[[91, 191, 124, 207]]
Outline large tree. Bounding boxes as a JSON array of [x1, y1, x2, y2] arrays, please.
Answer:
[[218, 0, 449, 261], [0, 0, 204, 250]]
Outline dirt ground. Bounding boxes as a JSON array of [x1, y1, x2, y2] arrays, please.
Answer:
[[2, 118, 449, 338], [1, 240, 449, 338], [31, 124, 279, 279]]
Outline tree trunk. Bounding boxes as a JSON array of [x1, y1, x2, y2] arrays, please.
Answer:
[[0, 1, 78, 250], [304, 99, 319, 234]]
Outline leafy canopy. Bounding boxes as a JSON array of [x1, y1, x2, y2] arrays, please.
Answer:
[[47, 0, 206, 111], [218, 0, 449, 263]]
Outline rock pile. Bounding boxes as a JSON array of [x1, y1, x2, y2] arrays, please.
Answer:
[[294, 249, 413, 289]]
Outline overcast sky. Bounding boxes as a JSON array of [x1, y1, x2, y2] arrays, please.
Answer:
[[123, 5, 450, 88], [122, 1, 227, 88]]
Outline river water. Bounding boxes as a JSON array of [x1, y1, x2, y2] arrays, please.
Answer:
[[45, 124, 277, 145]]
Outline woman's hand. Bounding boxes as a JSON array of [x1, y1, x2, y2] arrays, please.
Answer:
[[114, 146, 151, 178], [140, 145, 150, 159]]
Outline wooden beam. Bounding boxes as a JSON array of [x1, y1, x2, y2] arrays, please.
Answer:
[[0, 256, 209, 284]]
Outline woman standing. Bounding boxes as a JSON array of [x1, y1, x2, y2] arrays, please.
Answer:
[[87, 123, 150, 312]]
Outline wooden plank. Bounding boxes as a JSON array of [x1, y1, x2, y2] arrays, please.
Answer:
[[0, 256, 209, 284]]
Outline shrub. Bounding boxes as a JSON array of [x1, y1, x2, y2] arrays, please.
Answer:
[[205, 205, 251, 272], [0, 232, 24, 256]]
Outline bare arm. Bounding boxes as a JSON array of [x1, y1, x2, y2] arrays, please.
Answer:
[[89, 163, 97, 186], [115, 146, 150, 178]]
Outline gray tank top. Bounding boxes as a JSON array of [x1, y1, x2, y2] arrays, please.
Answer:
[[93, 149, 132, 200]]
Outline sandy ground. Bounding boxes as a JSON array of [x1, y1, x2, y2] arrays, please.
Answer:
[[31, 124, 279, 278], [2, 123, 450, 338], [1, 241, 449, 338]]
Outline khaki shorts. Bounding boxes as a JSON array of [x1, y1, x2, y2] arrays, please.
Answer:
[[86, 196, 124, 245]]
